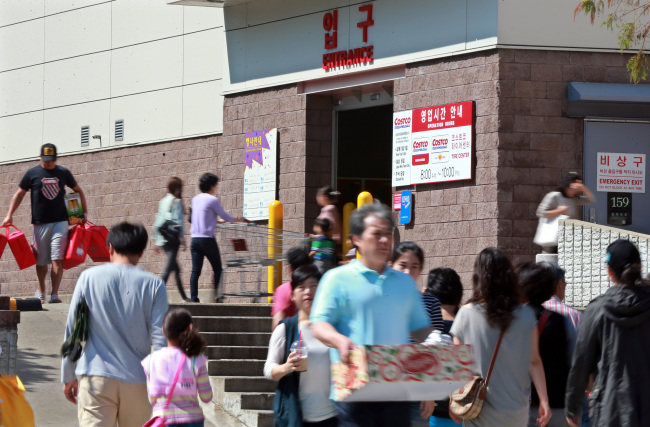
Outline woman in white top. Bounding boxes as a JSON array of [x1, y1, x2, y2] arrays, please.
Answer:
[[264, 265, 337, 427], [535, 172, 595, 253]]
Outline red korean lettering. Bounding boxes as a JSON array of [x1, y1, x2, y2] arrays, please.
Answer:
[[323, 10, 338, 50], [357, 4, 374, 43], [440, 107, 446, 121], [617, 156, 626, 167], [600, 155, 609, 166], [634, 156, 643, 167]]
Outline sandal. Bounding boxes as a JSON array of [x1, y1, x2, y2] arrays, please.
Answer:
[[50, 295, 62, 303], [36, 293, 45, 304]]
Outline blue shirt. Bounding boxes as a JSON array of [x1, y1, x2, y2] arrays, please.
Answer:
[[61, 263, 169, 384], [310, 260, 431, 364]]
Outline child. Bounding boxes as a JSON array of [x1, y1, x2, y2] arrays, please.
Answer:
[[309, 218, 336, 274], [142, 307, 213, 427]]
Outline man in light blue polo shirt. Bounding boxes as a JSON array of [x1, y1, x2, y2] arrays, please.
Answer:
[[311, 203, 433, 427]]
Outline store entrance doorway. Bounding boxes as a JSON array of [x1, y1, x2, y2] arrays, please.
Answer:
[[335, 104, 393, 206]]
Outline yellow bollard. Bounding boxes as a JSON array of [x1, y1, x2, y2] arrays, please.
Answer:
[[268, 200, 283, 303], [356, 192, 373, 258], [342, 202, 355, 258]]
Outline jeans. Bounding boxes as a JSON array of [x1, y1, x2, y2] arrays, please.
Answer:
[[336, 401, 411, 427], [161, 242, 187, 300], [190, 237, 222, 302]]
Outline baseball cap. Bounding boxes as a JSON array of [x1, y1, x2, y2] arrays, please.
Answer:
[[40, 143, 57, 161], [605, 239, 641, 278]]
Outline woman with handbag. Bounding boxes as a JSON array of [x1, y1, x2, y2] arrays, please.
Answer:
[[141, 307, 213, 426], [450, 248, 551, 427], [153, 177, 188, 301], [264, 265, 338, 427], [535, 172, 595, 253]]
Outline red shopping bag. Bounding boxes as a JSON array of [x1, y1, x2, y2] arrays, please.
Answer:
[[5, 225, 37, 270], [63, 224, 91, 270], [85, 221, 109, 262], [0, 229, 7, 259]]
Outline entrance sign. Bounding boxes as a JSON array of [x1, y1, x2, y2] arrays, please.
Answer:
[[399, 191, 412, 225], [322, 4, 375, 70], [244, 128, 277, 220], [597, 152, 645, 193], [392, 101, 474, 187]]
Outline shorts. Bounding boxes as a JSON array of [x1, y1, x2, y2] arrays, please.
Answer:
[[32, 221, 69, 266]]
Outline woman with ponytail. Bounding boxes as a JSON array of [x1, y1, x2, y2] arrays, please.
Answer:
[[450, 248, 551, 426], [565, 239, 650, 427], [142, 308, 213, 427]]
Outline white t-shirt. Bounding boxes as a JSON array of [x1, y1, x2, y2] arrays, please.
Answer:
[[264, 322, 337, 422]]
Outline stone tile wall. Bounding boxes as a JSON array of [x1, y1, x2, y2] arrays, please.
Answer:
[[559, 219, 650, 308]]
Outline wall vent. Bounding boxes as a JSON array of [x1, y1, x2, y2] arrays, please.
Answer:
[[115, 119, 124, 141], [81, 126, 90, 146]]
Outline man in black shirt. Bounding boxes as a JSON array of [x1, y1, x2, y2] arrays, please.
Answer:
[[1, 144, 87, 303]]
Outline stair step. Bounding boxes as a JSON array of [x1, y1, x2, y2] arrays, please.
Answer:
[[222, 376, 277, 393], [209, 359, 265, 376], [206, 345, 268, 360], [239, 392, 274, 410], [202, 332, 271, 347], [248, 410, 275, 427], [170, 303, 271, 318], [194, 316, 271, 333]]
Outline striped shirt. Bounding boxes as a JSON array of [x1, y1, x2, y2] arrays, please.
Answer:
[[422, 293, 444, 331], [543, 295, 583, 331], [143, 351, 213, 424]]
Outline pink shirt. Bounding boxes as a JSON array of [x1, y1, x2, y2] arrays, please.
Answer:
[[272, 281, 296, 317]]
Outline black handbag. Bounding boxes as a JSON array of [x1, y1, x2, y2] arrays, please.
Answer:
[[159, 199, 181, 246]]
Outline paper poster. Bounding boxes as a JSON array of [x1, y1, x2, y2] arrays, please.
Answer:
[[597, 152, 645, 193], [392, 101, 474, 187], [244, 128, 277, 220]]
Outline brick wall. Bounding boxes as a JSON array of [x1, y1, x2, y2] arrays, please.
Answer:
[[393, 51, 501, 288], [497, 50, 636, 265], [0, 135, 222, 298]]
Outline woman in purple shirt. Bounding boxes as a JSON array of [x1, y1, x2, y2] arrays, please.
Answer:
[[189, 173, 247, 303]]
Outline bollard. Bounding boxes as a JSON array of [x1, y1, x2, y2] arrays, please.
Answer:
[[342, 202, 355, 258], [268, 200, 283, 303], [356, 192, 373, 258]]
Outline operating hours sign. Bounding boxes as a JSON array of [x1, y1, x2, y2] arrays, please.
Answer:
[[392, 101, 474, 187]]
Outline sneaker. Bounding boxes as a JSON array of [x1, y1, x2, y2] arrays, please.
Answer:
[[36, 292, 45, 304], [50, 295, 62, 303]]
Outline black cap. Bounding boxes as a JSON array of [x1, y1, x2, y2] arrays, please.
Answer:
[[40, 143, 57, 161], [606, 239, 641, 278]]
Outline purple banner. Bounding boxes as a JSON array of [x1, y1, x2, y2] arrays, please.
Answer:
[[245, 130, 271, 169]]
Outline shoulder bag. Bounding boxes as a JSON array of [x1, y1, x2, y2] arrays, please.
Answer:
[[143, 353, 187, 427], [159, 199, 181, 246], [449, 329, 505, 420]]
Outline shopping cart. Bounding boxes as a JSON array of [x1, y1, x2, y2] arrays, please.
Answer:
[[215, 222, 310, 302]]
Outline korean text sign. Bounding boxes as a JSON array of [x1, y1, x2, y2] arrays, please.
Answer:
[[244, 129, 277, 220], [392, 101, 474, 187], [597, 152, 645, 193]]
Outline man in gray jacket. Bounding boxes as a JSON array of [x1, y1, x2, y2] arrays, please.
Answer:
[[61, 222, 168, 426]]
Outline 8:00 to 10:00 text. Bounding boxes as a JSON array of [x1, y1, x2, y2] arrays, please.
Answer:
[[419, 167, 458, 181]]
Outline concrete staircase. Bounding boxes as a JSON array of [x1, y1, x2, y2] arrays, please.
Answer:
[[172, 303, 276, 427]]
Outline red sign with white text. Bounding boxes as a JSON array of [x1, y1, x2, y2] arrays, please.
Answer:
[[412, 102, 473, 133], [392, 101, 474, 186]]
